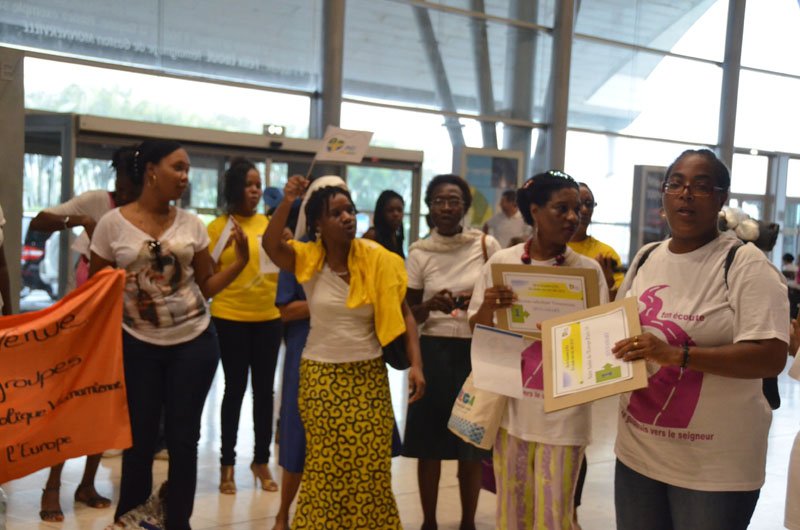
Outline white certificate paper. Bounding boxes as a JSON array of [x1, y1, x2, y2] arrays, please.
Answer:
[[549, 306, 633, 397], [471, 325, 546, 400], [491, 265, 599, 335]]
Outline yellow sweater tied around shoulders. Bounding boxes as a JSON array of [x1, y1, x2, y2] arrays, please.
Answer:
[[288, 238, 407, 346]]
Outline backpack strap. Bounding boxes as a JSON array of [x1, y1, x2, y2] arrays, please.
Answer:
[[630, 241, 662, 282], [481, 233, 489, 263], [723, 242, 744, 290]]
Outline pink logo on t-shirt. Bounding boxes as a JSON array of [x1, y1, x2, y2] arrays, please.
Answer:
[[521, 341, 543, 390], [627, 285, 703, 428]]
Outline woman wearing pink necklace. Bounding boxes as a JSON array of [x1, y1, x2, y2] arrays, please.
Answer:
[[469, 170, 609, 530]]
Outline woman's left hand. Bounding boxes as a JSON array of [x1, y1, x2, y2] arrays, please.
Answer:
[[612, 332, 681, 367], [408, 365, 426, 404], [231, 220, 249, 264]]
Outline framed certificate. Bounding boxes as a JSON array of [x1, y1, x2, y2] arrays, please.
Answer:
[[490, 264, 600, 336], [541, 297, 647, 412]]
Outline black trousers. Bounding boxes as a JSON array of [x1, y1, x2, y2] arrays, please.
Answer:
[[214, 317, 282, 466], [114, 324, 220, 530]]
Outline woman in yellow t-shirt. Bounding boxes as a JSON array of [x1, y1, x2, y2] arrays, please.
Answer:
[[208, 158, 282, 494]]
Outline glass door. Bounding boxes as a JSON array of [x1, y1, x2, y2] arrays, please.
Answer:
[[21, 114, 75, 311]]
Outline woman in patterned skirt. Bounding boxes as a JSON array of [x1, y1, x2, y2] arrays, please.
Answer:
[[263, 174, 426, 529]]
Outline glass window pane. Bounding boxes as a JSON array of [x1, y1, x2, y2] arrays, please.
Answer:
[[565, 131, 698, 265], [346, 166, 413, 213], [424, 0, 556, 28], [25, 58, 311, 137], [188, 167, 219, 210], [742, 0, 800, 76], [568, 41, 721, 144], [730, 153, 768, 195], [343, 2, 551, 121], [21, 154, 63, 311], [576, 0, 726, 62], [735, 70, 800, 153], [788, 159, 800, 198], [728, 197, 763, 220], [74, 158, 115, 195], [3, 0, 321, 91]]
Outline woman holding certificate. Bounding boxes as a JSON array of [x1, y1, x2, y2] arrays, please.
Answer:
[[468, 170, 609, 530], [611, 149, 788, 530], [404, 174, 502, 530]]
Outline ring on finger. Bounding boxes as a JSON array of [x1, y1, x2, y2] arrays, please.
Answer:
[[496, 297, 502, 305], [633, 337, 639, 348]]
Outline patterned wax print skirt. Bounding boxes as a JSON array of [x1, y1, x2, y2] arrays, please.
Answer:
[[293, 356, 401, 530]]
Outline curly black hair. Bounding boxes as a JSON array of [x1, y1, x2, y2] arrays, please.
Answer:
[[424, 174, 472, 213], [304, 186, 356, 241], [223, 157, 257, 213], [517, 170, 579, 226]]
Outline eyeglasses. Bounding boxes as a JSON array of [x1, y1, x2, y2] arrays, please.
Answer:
[[430, 197, 464, 208], [147, 240, 164, 271], [663, 180, 724, 197]]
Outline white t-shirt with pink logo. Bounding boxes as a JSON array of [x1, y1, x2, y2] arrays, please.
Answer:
[[615, 232, 789, 491], [468, 244, 609, 446]]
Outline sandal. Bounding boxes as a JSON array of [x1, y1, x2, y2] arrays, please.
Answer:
[[74, 484, 112, 509], [40, 487, 65, 522], [250, 462, 278, 492]]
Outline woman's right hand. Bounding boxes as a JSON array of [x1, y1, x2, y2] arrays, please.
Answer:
[[283, 175, 309, 203], [480, 285, 517, 311], [425, 289, 455, 313], [408, 364, 426, 404]]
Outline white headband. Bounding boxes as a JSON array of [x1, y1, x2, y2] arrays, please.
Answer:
[[294, 175, 349, 239]]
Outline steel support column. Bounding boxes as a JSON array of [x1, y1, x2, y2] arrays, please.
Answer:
[[470, 0, 497, 149], [502, 0, 538, 178], [413, 6, 465, 172], [717, 0, 746, 168], [310, 0, 346, 139]]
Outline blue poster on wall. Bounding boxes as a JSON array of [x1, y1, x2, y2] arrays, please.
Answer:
[[462, 148, 523, 228]]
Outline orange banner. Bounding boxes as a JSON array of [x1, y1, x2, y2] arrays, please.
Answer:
[[0, 268, 131, 483]]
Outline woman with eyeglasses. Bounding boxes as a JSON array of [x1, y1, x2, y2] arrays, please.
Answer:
[[263, 175, 425, 530], [403, 174, 502, 530], [568, 183, 624, 300], [611, 149, 788, 530], [208, 158, 282, 495], [90, 139, 249, 530], [468, 170, 609, 530]]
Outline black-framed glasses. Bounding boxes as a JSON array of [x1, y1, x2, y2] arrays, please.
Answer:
[[147, 240, 164, 271], [430, 197, 464, 208], [663, 180, 724, 197]]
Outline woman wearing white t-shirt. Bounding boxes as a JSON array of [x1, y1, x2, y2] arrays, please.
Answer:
[[468, 171, 608, 530], [612, 149, 788, 530], [403, 174, 501, 530], [90, 140, 249, 530], [263, 175, 425, 530]]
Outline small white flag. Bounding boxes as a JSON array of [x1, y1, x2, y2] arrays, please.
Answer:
[[210, 216, 235, 263], [314, 125, 374, 163]]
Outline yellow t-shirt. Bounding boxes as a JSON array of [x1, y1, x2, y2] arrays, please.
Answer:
[[568, 236, 624, 290], [208, 214, 280, 322]]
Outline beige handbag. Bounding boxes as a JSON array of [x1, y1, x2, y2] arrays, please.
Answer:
[[447, 372, 508, 450]]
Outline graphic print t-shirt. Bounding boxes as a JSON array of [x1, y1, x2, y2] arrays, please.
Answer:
[[91, 208, 210, 346], [615, 233, 789, 491]]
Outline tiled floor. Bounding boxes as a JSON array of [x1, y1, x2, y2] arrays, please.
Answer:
[[3, 359, 798, 529]]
